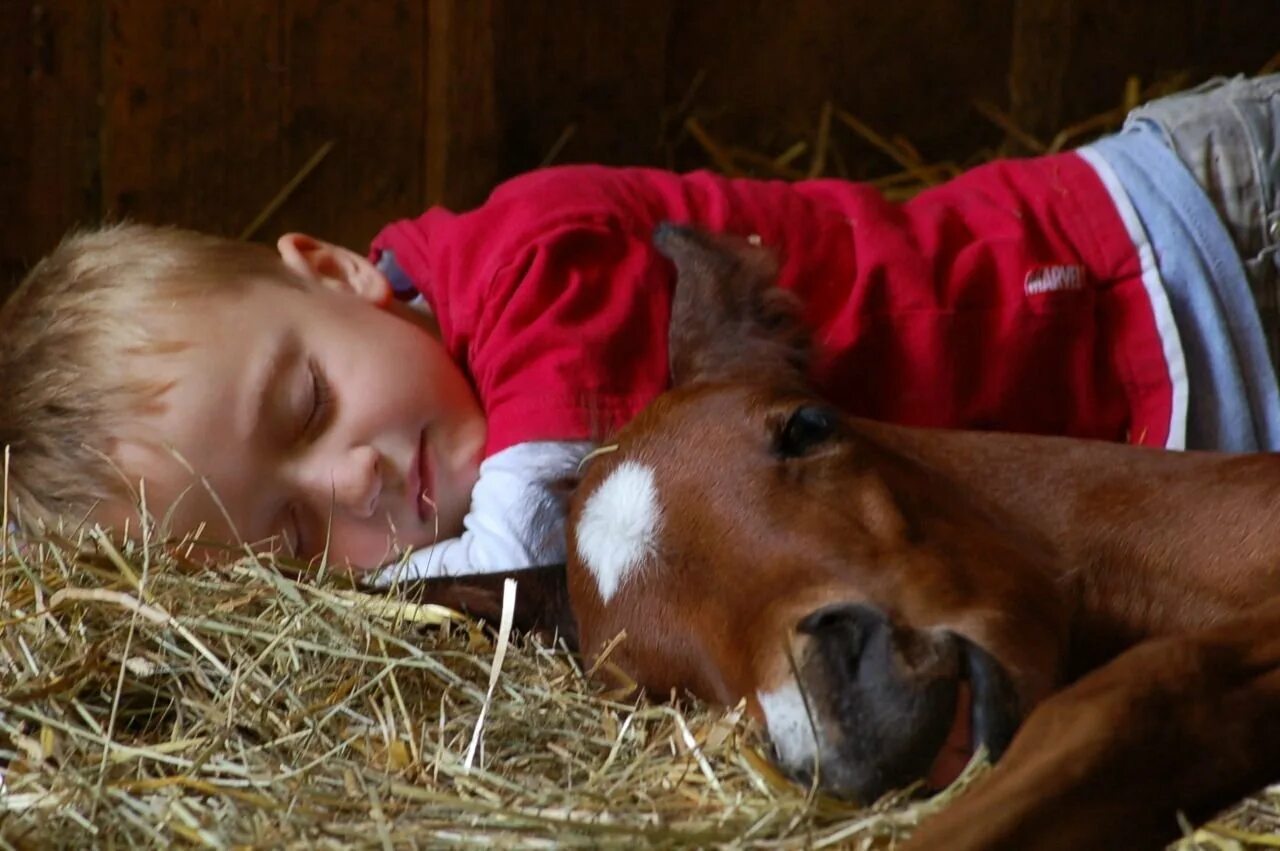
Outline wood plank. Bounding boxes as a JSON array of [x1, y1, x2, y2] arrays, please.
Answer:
[[490, 0, 673, 176], [273, 0, 426, 249], [1060, 0, 1278, 125], [661, 0, 1015, 178], [425, 0, 499, 209], [102, 0, 287, 237], [0, 1, 101, 292], [10, 0, 1280, 292], [0, 0, 32, 290], [1008, 0, 1079, 153], [101, 0, 425, 251]]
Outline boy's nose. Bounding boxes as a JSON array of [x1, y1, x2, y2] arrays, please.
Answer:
[[327, 445, 382, 518]]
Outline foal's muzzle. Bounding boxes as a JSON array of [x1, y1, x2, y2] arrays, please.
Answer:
[[785, 603, 1021, 802]]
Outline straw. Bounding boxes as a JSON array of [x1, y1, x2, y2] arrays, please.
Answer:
[[1, 528, 993, 847]]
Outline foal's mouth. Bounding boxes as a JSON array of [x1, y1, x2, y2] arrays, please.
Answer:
[[924, 640, 1022, 790], [777, 604, 1022, 803]]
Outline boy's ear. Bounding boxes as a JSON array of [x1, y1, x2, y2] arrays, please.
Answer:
[[276, 233, 392, 306]]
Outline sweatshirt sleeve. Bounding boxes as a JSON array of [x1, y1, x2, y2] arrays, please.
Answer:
[[459, 217, 676, 457]]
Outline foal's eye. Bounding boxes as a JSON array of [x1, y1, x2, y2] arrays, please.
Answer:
[[774, 405, 838, 457]]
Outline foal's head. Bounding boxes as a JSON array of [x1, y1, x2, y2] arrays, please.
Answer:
[[566, 225, 1069, 802]]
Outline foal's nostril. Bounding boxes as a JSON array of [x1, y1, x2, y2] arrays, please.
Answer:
[[798, 606, 840, 635], [797, 603, 887, 636], [797, 604, 891, 683]]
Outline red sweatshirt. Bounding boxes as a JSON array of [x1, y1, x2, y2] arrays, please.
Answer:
[[371, 155, 1181, 457]]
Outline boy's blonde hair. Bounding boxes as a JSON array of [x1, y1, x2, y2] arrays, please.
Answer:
[[0, 222, 299, 533]]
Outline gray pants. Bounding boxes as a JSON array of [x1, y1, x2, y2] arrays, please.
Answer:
[[1127, 74, 1280, 364]]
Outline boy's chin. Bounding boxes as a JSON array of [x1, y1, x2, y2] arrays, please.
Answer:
[[295, 559, 388, 584], [333, 561, 381, 576]]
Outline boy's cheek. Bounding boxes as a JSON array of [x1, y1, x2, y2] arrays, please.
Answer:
[[321, 522, 408, 572], [386, 299, 443, 341]]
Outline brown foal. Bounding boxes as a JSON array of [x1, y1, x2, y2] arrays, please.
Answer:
[[563, 225, 1280, 850]]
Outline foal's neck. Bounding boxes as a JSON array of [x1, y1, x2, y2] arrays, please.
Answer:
[[875, 424, 1280, 660]]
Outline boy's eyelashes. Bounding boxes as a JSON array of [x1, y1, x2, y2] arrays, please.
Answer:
[[299, 358, 333, 441], [274, 358, 331, 559]]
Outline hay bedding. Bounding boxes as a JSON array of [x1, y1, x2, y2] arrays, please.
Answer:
[[0, 533, 979, 849], [3, 538, 1276, 851], [9, 69, 1280, 849]]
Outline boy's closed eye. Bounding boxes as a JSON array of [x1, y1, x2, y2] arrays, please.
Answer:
[[274, 357, 333, 558], [298, 358, 333, 441]]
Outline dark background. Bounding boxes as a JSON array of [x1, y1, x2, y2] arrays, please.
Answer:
[[2, 0, 1277, 292]]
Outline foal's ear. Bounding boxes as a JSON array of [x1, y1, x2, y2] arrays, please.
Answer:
[[653, 223, 810, 388]]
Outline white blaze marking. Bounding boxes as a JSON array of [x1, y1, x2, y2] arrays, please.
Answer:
[[757, 681, 821, 771], [574, 461, 661, 602]]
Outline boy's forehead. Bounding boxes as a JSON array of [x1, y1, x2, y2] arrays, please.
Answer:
[[106, 313, 287, 547], [131, 283, 304, 416], [118, 287, 263, 374], [156, 277, 297, 336]]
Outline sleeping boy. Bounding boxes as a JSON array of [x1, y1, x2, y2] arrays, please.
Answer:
[[2, 75, 1277, 591]]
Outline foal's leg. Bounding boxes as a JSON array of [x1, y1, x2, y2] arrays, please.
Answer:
[[902, 595, 1280, 851]]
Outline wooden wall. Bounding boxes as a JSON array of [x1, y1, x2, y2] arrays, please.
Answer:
[[2, 1, 1276, 292]]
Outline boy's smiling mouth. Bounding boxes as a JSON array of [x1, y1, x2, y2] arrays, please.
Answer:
[[413, 428, 436, 523]]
